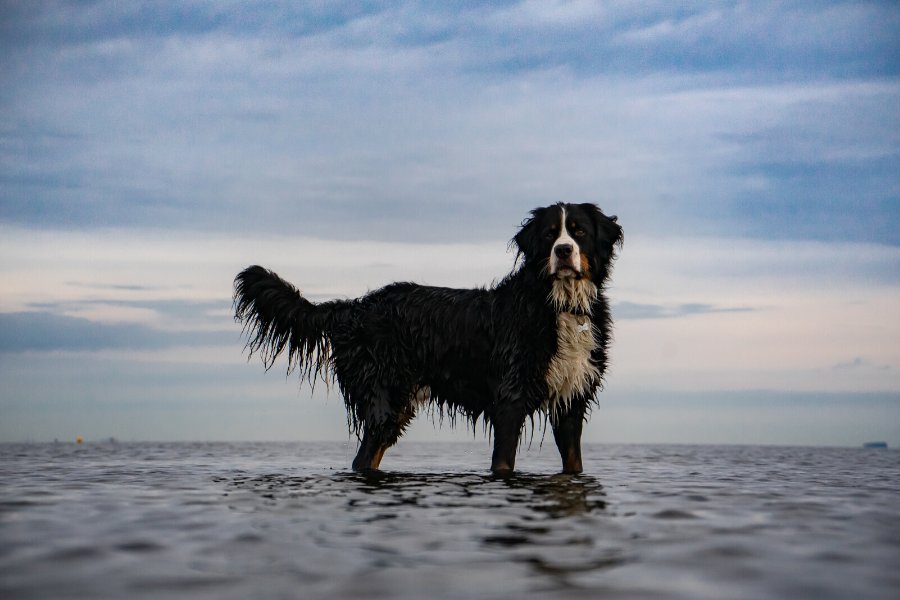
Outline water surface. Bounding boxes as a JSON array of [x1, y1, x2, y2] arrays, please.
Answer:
[[2, 442, 898, 599]]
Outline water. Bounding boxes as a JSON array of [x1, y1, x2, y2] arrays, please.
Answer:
[[1, 442, 898, 599]]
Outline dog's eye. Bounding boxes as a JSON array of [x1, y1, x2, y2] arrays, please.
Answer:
[[573, 228, 586, 238], [544, 231, 556, 240]]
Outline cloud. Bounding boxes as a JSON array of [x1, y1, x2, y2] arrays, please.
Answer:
[[1, 1, 897, 245], [614, 301, 753, 320], [832, 357, 891, 371], [7, 2, 896, 79], [0, 311, 232, 353], [608, 2, 899, 77]]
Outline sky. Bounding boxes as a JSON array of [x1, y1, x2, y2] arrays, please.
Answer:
[[1, 0, 898, 448]]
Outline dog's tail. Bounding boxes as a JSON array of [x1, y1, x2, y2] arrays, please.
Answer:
[[233, 265, 343, 383]]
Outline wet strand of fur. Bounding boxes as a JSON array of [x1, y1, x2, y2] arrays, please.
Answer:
[[233, 266, 333, 386], [548, 277, 598, 314]]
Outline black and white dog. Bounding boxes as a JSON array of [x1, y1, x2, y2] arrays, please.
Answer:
[[234, 203, 622, 474]]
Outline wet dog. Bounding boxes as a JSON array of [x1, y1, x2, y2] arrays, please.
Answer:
[[234, 203, 622, 473]]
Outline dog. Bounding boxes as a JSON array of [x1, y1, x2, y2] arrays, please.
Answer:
[[233, 203, 622, 474]]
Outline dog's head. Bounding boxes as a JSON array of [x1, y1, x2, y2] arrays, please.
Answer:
[[514, 203, 623, 285]]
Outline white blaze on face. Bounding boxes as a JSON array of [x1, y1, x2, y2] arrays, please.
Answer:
[[549, 206, 582, 277], [547, 205, 598, 313]]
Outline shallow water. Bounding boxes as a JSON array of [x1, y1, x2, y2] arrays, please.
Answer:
[[1, 442, 898, 599]]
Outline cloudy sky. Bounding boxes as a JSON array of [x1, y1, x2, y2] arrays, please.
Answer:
[[1, 1, 898, 448]]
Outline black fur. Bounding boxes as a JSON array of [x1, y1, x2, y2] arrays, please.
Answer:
[[234, 203, 622, 473]]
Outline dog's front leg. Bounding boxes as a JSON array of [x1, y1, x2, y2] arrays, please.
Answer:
[[552, 403, 586, 474], [490, 407, 526, 475]]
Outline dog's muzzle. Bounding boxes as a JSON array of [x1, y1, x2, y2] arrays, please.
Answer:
[[552, 243, 580, 278]]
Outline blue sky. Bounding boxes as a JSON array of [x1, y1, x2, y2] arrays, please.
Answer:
[[1, 1, 898, 447]]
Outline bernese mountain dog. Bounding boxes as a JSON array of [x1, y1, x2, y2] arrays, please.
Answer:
[[233, 203, 622, 474]]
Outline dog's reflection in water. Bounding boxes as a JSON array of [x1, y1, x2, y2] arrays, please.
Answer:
[[229, 470, 604, 518], [349, 471, 608, 551]]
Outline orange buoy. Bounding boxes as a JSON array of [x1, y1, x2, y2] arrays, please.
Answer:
[[76, 436, 83, 444]]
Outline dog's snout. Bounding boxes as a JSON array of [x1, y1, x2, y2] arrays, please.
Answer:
[[554, 244, 573, 259]]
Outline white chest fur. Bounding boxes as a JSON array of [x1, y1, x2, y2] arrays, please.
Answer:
[[544, 312, 600, 420]]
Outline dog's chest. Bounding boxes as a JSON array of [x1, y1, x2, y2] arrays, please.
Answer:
[[544, 312, 600, 417]]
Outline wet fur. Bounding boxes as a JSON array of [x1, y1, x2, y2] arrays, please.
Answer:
[[234, 203, 622, 474]]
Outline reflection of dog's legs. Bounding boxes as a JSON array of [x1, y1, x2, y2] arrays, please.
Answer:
[[552, 406, 585, 474]]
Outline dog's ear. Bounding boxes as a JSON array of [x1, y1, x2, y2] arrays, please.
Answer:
[[512, 207, 546, 263], [601, 212, 623, 250], [579, 203, 623, 257]]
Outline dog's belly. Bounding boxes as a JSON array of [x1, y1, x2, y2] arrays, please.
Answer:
[[544, 312, 600, 418]]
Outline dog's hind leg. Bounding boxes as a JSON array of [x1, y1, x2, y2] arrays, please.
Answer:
[[351, 403, 416, 471], [551, 404, 585, 474], [352, 429, 389, 471]]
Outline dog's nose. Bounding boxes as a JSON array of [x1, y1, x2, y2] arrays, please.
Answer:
[[554, 244, 573, 259]]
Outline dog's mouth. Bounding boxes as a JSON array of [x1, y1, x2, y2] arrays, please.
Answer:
[[553, 266, 581, 279]]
